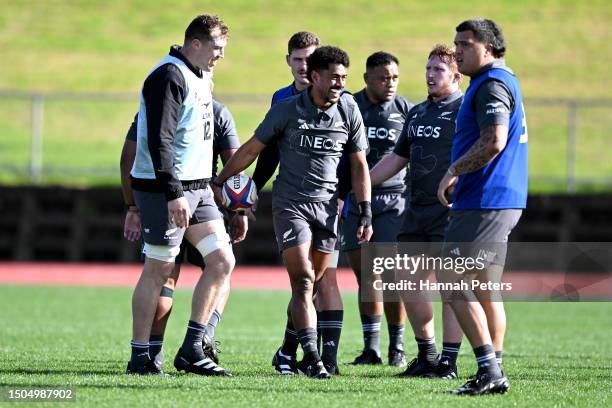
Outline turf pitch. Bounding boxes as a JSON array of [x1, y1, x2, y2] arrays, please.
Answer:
[[1, 285, 610, 407]]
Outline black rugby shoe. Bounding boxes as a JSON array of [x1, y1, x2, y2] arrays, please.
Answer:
[[126, 359, 165, 376], [272, 347, 298, 375], [349, 349, 383, 365], [323, 360, 340, 376], [173, 347, 232, 376], [388, 348, 407, 367], [297, 359, 331, 379], [434, 357, 458, 379], [202, 334, 220, 364], [396, 356, 439, 378], [450, 371, 509, 395]]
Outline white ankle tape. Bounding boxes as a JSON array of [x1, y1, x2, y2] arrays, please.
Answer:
[[195, 231, 231, 258]]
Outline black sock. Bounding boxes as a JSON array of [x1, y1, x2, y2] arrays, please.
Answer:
[[281, 317, 299, 356], [441, 342, 462, 365], [495, 350, 503, 367], [388, 324, 405, 352], [181, 320, 206, 357], [297, 328, 320, 364], [318, 310, 343, 364], [130, 340, 150, 365], [474, 344, 502, 378], [205, 310, 221, 339], [148, 334, 164, 363], [361, 314, 381, 354], [415, 337, 437, 363]]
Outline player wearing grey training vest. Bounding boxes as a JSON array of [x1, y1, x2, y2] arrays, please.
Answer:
[[372, 44, 465, 379], [214, 46, 373, 379], [126, 14, 234, 377], [341, 51, 412, 368]]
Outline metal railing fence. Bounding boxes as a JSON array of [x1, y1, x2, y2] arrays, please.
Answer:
[[1, 90, 611, 192]]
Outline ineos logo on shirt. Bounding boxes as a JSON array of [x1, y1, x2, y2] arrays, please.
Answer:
[[408, 125, 442, 138], [299, 134, 345, 151], [367, 127, 398, 141]]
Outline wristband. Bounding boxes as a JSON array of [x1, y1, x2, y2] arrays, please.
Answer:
[[358, 201, 372, 228], [126, 204, 139, 213]]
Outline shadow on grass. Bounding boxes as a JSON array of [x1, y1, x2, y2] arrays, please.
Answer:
[[0, 359, 131, 376], [0, 382, 173, 390], [0, 367, 124, 376]]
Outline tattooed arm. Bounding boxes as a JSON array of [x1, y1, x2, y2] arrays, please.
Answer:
[[448, 124, 508, 176], [437, 125, 508, 207]]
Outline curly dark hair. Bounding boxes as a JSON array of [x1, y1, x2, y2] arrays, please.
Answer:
[[456, 18, 506, 58], [306, 46, 350, 82]]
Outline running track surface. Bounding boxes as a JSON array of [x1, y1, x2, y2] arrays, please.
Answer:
[[0, 263, 610, 299]]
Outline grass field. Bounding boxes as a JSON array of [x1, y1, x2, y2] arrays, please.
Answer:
[[0, 0, 611, 189], [1, 285, 610, 407]]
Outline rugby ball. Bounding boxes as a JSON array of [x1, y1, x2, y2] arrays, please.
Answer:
[[221, 174, 258, 212]]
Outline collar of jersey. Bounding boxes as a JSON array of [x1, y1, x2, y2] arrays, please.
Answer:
[[301, 88, 339, 119], [427, 89, 463, 109], [357, 88, 394, 111], [169, 45, 204, 78], [473, 59, 513, 78]]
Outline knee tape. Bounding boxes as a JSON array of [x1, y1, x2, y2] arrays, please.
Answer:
[[328, 249, 339, 269], [160, 286, 174, 298], [143, 243, 181, 262], [194, 231, 231, 258]]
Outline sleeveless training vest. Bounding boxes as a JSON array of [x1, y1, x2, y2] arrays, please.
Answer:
[[131, 54, 214, 181], [451, 66, 528, 209]]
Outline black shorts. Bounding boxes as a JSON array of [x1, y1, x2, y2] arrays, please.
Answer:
[[397, 202, 450, 243]]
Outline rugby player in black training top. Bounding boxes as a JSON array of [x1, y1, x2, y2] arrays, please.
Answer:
[[371, 44, 465, 379], [342, 51, 413, 368]]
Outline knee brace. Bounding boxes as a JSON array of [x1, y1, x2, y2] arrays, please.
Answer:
[[143, 243, 181, 263], [194, 231, 231, 258], [328, 249, 339, 269]]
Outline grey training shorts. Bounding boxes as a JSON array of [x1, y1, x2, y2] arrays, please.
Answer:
[[134, 187, 223, 246], [442, 209, 522, 267], [272, 196, 338, 253]]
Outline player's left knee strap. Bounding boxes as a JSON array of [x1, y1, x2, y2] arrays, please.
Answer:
[[328, 249, 339, 269], [194, 231, 231, 258], [143, 243, 181, 263]]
